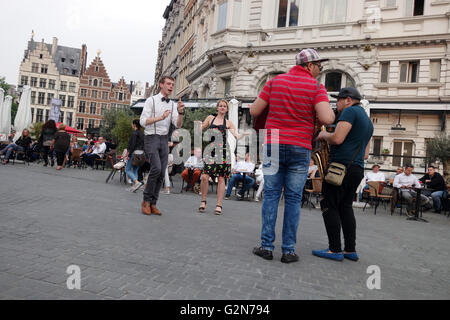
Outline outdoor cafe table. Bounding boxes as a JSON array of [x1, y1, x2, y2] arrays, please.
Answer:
[[407, 187, 433, 223]]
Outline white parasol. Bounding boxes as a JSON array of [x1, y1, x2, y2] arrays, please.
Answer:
[[1, 95, 12, 139], [13, 86, 32, 142]]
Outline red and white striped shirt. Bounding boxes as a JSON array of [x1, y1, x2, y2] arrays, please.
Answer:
[[258, 65, 329, 150]]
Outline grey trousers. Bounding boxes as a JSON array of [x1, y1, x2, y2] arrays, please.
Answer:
[[143, 134, 169, 204], [400, 190, 429, 211]]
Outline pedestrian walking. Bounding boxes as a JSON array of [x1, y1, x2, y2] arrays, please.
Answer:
[[139, 76, 185, 216], [126, 119, 145, 193], [250, 48, 335, 263], [39, 120, 57, 167], [51, 124, 71, 171]]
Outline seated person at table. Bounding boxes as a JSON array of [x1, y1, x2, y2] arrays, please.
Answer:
[[225, 153, 255, 199], [0, 130, 16, 150], [81, 137, 106, 168], [0, 129, 32, 164], [181, 147, 204, 189], [419, 166, 447, 213], [305, 159, 320, 190], [388, 167, 404, 185], [360, 164, 386, 200], [393, 164, 432, 215], [308, 159, 319, 179]]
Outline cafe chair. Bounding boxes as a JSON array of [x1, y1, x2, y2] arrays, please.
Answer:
[[363, 181, 392, 215], [302, 178, 322, 209]]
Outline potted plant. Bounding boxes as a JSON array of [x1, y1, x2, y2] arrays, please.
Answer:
[[382, 148, 390, 160]]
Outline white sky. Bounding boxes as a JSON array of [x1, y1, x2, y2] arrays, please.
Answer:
[[0, 0, 169, 87]]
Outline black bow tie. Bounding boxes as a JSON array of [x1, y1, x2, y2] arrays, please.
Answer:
[[161, 97, 170, 103]]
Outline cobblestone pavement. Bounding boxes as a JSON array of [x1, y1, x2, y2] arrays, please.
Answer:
[[0, 163, 449, 300]]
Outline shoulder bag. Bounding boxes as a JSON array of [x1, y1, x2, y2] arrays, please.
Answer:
[[324, 141, 364, 187]]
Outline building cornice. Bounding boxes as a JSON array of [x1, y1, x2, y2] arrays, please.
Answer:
[[206, 33, 449, 58], [186, 59, 213, 83], [374, 83, 444, 89]]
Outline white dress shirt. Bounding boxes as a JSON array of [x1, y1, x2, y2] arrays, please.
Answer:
[[185, 156, 204, 170], [92, 142, 106, 156], [393, 173, 422, 189], [365, 171, 386, 182], [235, 160, 255, 173], [140, 93, 179, 136]]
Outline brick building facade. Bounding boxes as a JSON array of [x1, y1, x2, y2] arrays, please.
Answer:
[[76, 55, 131, 132]]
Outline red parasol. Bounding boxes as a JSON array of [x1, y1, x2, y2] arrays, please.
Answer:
[[56, 122, 84, 137]]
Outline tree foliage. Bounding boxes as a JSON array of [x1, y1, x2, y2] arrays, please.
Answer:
[[427, 133, 450, 184], [183, 106, 218, 138], [100, 108, 135, 153], [30, 122, 43, 140]]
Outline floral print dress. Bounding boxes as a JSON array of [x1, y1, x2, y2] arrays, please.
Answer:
[[202, 116, 231, 179]]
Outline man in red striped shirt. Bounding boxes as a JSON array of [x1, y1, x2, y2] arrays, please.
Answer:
[[250, 48, 335, 263]]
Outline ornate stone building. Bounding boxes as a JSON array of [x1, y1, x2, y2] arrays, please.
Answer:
[[18, 35, 85, 127], [156, 0, 450, 172]]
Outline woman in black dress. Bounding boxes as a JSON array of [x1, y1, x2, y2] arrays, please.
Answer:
[[51, 123, 71, 170], [39, 120, 57, 167], [197, 100, 247, 215]]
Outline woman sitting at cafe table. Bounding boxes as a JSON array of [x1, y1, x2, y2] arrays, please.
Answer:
[[0, 129, 32, 165]]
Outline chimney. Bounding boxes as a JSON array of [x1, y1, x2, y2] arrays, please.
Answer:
[[80, 44, 88, 75], [51, 37, 58, 56]]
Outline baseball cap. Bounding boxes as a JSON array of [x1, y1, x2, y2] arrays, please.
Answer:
[[295, 48, 329, 65], [330, 87, 362, 101]]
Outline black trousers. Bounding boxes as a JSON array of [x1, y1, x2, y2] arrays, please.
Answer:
[[42, 146, 54, 164], [143, 135, 168, 204], [55, 152, 66, 166], [321, 165, 364, 253]]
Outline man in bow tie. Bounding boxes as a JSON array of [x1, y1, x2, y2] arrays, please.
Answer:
[[140, 76, 185, 216]]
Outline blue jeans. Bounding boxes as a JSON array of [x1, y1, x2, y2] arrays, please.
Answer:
[[431, 190, 447, 211], [1, 144, 24, 160], [225, 174, 255, 196], [126, 155, 139, 183], [260, 144, 310, 254]]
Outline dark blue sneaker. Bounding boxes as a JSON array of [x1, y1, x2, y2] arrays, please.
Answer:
[[344, 252, 359, 261], [312, 249, 344, 261]]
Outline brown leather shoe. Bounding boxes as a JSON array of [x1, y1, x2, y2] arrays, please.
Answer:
[[142, 201, 151, 215], [150, 204, 162, 216]]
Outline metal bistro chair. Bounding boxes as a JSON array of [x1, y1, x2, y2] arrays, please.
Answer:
[[364, 181, 392, 215], [106, 157, 127, 184], [302, 178, 322, 209], [12, 149, 30, 166]]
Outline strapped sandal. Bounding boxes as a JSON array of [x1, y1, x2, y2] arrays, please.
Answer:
[[199, 201, 207, 213], [214, 205, 223, 215]]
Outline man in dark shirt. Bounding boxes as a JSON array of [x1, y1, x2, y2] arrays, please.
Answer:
[[419, 166, 447, 213], [313, 87, 374, 262]]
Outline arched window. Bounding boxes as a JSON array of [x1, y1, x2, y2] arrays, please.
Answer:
[[93, 79, 98, 87], [319, 71, 355, 96], [257, 72, 284, 94]]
